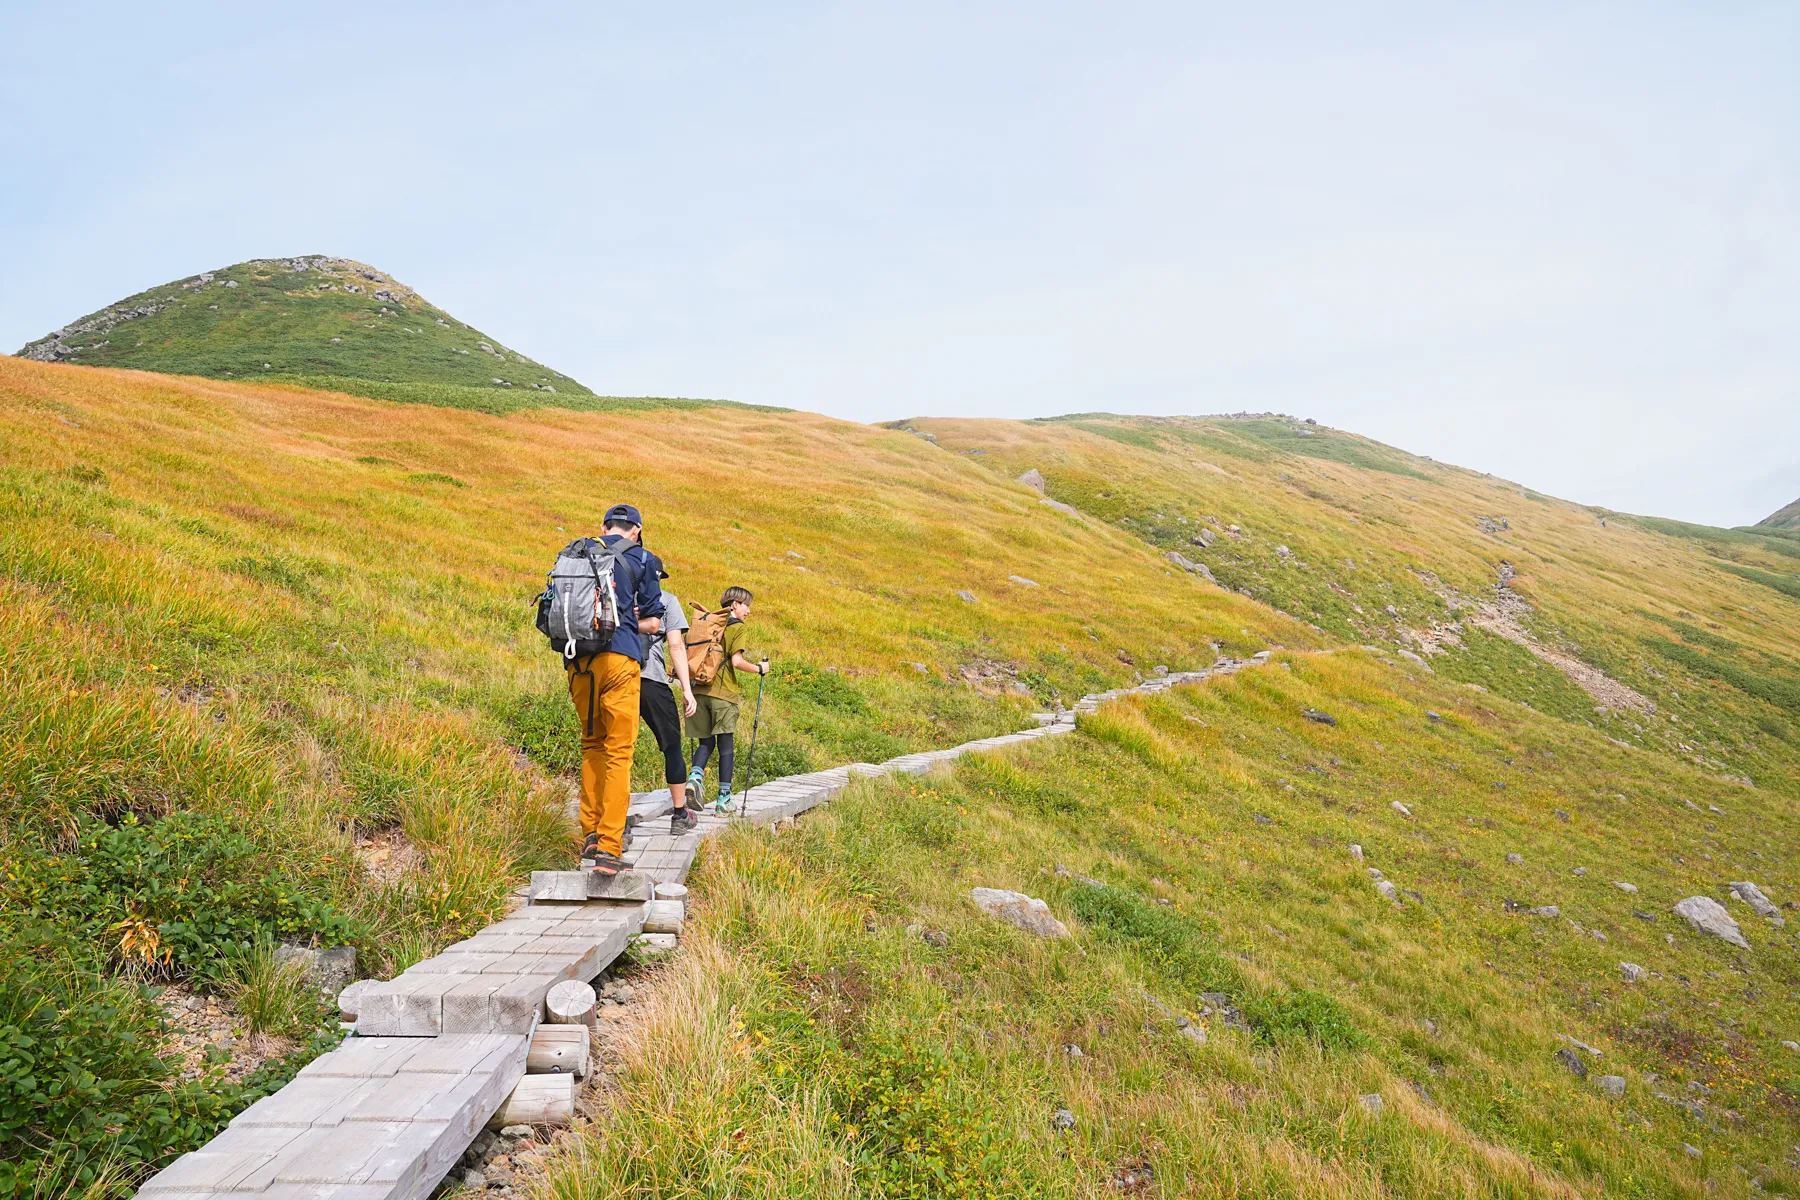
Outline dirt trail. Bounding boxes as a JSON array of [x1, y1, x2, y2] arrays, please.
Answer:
[[1463, 563, 1656, 715]]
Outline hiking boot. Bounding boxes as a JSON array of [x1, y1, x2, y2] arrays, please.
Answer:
[[670, 804, 700, 832], [713, 789, 737, 816], [686, 768, 704, 797], [589, 850, 626, 877], [579, 831, 600, 867]]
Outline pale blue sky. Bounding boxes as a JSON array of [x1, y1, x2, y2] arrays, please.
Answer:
[[3, 2, 1795, 526]]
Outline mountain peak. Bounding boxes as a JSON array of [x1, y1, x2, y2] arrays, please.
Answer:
[[15, 256, 594, 400]]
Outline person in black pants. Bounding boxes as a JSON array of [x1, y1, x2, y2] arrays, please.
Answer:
[[638, 556, 702, 831]]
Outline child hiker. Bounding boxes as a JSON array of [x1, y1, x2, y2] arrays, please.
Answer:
[[685, 585, 768, 814]]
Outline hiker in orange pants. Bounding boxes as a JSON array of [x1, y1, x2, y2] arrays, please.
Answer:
[[563, 504, 664, 875]]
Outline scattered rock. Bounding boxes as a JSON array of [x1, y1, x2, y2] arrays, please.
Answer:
[[1554, 1048, 1588, 1079], [1017, 468, 1045, 494], [1619, 962, 1646, 983], [1632, 910, 1656, 921], [500, 1125, 532, 1138], [1729, 881, 1784, 924], [956, 590, 977, 604], [1421, 1018, 1437, 1036], [460, 1170, 487, 1188], [970, 888, 1070, 938], [1506, 853, 1523, 865], [1527, 905, 1560, 918], [1391, 801, 1411, 817], [1252, 813, 1273, 826], [1683, 1144, 1701, 1159], [1573, 867, 1587, 876], [1349, 844, 1363, 860], [1008, 575, 1039, 587], [1375, 880, 1400, 904], [1595, 1075, 1626, 1099], [1613, 881, 1639, 894], [1554, 809, 1570, 822], [1177, 1024, 1207, 1045], [1063, 1044, 1083, 1058], [1424, 710, 1442, 721], [1358, 1093, 1384, 1114], [1674, 896, 1750, 949], [1779, 1040, 1798, 1052], [1301, 708, 1337, 726], [1051, 1108, 1076, 1131]]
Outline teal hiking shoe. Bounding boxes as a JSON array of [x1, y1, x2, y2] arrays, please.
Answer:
[[713, 789, 737, 815]]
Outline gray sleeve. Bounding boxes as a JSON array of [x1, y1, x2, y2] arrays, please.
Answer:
[[664, 592, 689, 634]]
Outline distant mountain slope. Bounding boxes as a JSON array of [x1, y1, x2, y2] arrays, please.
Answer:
[[1759, 495, 1800, 530], [10, 256, 696, 414], [912, 410, 1800, 782]]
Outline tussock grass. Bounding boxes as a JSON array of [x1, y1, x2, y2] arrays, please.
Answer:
[[219, 938, 312, 1037]]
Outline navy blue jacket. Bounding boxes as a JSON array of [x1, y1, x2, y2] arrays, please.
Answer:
[[598, 533, 664, 663]]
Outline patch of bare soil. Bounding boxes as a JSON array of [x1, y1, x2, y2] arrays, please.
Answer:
[[355, 826, 420, 886], [154, 983, 295, 1083], [1403, 563, 1656, 715]]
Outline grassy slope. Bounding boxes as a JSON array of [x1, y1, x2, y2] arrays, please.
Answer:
[[2, 358, 1301, 1188], [550, 651, 1800, 1199], [912, 413, 1800, 789], [535, 415, 1800, 1199], [1756, 497, 1800, 532], [12, 256, 757, 416], [4, 360, 1797, 1194]]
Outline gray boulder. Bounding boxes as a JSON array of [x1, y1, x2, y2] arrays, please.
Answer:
[[1358, 1093, 1384, 1114], [1554, 1048, 1588, 1079], [1017, 468, 1045, 493], [970, 888, 1070, 938], [956, 590, 978, 604], [1595, 1075, 1626, 1098], [1674, 896, 1750, 949], [275, 943, 357, 995], [1619, 962, 1646, 983], [1728, 881, 1784, 924]]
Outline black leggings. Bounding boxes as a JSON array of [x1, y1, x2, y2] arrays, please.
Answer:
[[691, 733, 734, 789], [638, 680, 687, 786]]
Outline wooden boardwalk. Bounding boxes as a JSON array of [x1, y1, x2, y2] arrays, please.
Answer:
[[137, 664, 1241, 1199]]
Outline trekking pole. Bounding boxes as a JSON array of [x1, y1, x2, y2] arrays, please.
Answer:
[[739, 657, 769, 817]]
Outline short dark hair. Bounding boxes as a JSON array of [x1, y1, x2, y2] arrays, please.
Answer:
[[720, 586, 753, 608], [603, 519, 637, 533]]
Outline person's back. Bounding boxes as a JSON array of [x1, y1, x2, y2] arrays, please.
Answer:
[[685, 585, 766, 813], [560, 504, 663, 875]]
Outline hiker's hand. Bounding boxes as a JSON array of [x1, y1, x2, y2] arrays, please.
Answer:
[[757, 661, 770, 676], [682, 684, 698, 717]]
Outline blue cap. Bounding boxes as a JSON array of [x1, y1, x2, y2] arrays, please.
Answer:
[[604, 503, 643, 528]]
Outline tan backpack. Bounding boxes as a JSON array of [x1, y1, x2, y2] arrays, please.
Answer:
[[684, 606, 731, 685]]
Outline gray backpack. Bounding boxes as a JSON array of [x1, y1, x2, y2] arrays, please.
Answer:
[[534, 537, 635, 660]]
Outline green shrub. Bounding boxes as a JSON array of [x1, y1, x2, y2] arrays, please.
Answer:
[[0, 931, 331, 1199], [778, 663, 869, 717], [829, 1039, 1021, 1200], [3, 812, 357, 980], [1066, 882, 1241, 997], [735, 738, 813, 789], [1241, 988, 1366, 1050], [503, 689, 579, 774]]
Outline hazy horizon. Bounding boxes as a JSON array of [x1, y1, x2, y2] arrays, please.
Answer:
[[3, 2, 1795, 527]]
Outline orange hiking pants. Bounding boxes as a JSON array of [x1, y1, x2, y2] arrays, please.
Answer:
[[566, 652, 641, 856]]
